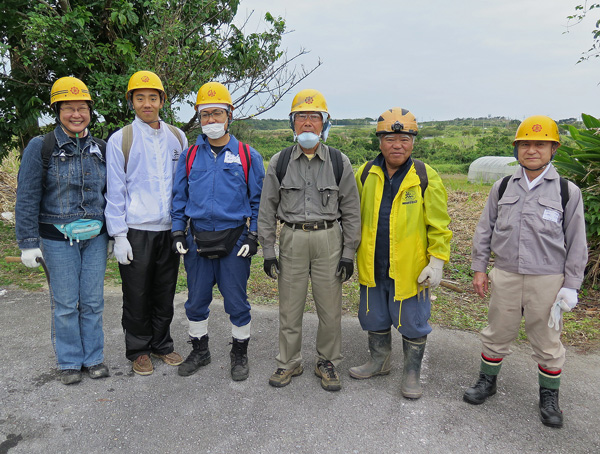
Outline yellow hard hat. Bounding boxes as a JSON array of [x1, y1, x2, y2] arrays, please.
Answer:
[[195, 82, 233, 111], [126, 70, 166, 100], [50, 77, 92, 107], [513, 115, 560, 145], [290, 89, 328, 115], [376, 108, 418, 136]]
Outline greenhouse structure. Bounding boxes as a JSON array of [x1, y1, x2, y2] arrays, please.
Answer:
[[468, 156, 517, 184]]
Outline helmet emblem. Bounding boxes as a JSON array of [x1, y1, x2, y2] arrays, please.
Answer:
[[305, 96, 313, 104], [207, 89, 216, 97], [532, 124, 542, 132], [141, 76, 150, 83], [70, 87, 80, 94]]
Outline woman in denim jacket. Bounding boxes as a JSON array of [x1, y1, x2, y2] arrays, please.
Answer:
[[15, 77, 109, 385]]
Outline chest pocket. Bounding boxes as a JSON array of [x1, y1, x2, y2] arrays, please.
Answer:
[[49, 148, 76, 181], [317, 185, 340, 216], [495, 195, 519, 232], [537, 196, 564, 236]]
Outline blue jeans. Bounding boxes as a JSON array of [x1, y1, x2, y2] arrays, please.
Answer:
[[42, 233, 108, 370]]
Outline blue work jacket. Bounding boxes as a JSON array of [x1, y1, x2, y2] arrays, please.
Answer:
[[171, 134, 264, 232]]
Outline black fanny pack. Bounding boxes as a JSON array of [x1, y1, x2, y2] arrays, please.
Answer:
[[192, 225, 244, 259]]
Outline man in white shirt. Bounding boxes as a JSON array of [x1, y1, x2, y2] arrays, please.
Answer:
[[105, 71, 188, 376]]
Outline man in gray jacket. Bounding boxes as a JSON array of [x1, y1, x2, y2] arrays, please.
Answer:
[[464, 115, 587, 429], [258, 89, 361, 391]]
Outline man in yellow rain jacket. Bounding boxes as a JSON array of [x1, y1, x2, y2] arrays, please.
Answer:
[[349, 107, 452, 399]]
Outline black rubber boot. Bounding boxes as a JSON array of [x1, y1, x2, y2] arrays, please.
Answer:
[[539, 387, 563, 428], [178, 335, 211, 377], [463, 372, 497, 405], [401, 335, 427, 399], [349, 330, 392, 379], [230, 338, 249, 381]]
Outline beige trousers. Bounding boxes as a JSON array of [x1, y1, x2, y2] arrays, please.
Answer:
[[276, 224, 343, 369], [480, 267, 566, 370]]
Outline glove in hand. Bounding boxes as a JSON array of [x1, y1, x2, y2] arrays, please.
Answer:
[[335, 258, 354, 282], [548, 288, 578, 331], [171, 231, 188, 255], [21, 248, 43, 268], [114, 236, 133, 265], [264, 258, 280, 279], [237, 234, 258, 258], [417, 256, 444, 289], [107, 239, 115, 259]]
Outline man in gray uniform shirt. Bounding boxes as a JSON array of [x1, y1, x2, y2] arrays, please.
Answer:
[[464, 115, 587, 429], [258, 89, 361, 391]]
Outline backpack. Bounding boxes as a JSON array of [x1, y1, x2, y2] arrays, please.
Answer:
[[120, 123, 184, 172], [497, 174, 569, 229], [360, 158, 428, 197], [41, 132, 106, 185], [275, 145, 344, 185], [185, 141, 252, 183]]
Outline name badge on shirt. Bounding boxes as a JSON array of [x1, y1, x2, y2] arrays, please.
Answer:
[[224, 150, 241, 165], [543, 208, 560, 224]]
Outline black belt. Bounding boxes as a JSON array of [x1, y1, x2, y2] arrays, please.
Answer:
[[283, 220, 336, 231]]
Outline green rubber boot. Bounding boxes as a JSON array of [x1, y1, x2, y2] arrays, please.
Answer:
[[401, 335, 427, 399], [349, 330, 392, 379]]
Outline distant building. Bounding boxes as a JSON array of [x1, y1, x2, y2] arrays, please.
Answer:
[[468, 156, 517, 184]]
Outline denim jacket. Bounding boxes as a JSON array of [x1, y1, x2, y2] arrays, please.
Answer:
[[16, 126, 107, 249]]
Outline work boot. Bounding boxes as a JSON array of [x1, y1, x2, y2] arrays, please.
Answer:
[[463, 372, 497, 405], [230, 338, 249, 381], [87, 363, 110, 379], [349, 330, 392, 379], [539, 387, 563, 428], [178, 335, 211, 377], [401, 335, 426, 399]]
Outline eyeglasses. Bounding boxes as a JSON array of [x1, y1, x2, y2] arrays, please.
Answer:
[[199, 109, 227, 121], [60, 106, 90, 115], [294, 113, 323, 122]]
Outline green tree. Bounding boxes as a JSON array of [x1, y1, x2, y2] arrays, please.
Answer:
[[567, 3, 600, 65], [0, 0, 320, 158], [554, 114, 600, 284]]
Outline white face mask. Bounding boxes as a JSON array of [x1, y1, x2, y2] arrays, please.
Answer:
[[297, 132, 320, 149], [202, 122, 226, 140]]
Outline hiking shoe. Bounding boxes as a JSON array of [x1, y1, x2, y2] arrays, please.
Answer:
[[87, 363, 110, 379], [133, 354, 153, 376], [151, 351, 184, 366], [315, 360, 341, 392], [268, 365, 303, 388], [230, 338, 249, 381], [60, 369, 82, 385], [178, 336, 211, 377]]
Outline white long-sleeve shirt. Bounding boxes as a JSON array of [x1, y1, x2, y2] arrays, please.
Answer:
[[105, 117, 187, 237]]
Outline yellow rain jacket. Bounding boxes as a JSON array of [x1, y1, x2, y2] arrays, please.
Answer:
[[355, 160, 452, 301]]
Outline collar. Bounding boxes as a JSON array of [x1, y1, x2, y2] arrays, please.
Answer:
[[291, 142, 326, 161]]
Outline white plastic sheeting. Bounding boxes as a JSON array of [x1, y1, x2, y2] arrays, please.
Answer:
[[468, 156, 517, 183]]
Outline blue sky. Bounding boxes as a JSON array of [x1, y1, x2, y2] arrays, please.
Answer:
[[181, 0, 600, 122]]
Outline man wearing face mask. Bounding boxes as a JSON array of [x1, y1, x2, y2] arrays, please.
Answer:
[[105, 70, 188, 376], [171, 82, 265, 382], [258, 89, 361, 391]]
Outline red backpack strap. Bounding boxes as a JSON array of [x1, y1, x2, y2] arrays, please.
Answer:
[[185, 145, 199, 178], [238, 141, 251, 183]]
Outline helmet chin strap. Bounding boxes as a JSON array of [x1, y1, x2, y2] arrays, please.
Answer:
[[519, 161, 551, 172]]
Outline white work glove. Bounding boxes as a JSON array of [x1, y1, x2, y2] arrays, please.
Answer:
[[417, 256, 445, 289], [548, 287, 578, 331], [114, 236, 133, 265], [21, 248, 43, 268], [171, 231, 189, 255], [107, 239, 115, 259]]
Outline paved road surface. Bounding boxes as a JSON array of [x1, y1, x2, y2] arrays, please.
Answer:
[[1, 287, 598, 453]]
